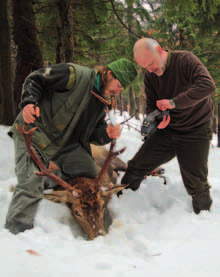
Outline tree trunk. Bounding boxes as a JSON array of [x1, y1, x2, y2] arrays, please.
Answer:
[[56, 0, 74, 63], [119, 94, 123, 116], [140, 94, 146, 116], [0, 0, 15, 125], [12, 0, 43, 115], [218, 102, 220, 147], [128, 86, 136, 116], [135, 95, 140, 120]]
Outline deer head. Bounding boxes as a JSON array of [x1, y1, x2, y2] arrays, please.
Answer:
[[16, 124, 128, 240]]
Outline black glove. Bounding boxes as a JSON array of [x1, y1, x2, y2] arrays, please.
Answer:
[[117, 172, 144, 198]]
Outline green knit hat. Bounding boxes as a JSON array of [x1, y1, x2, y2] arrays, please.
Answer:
[[107, 58, 137, 89]]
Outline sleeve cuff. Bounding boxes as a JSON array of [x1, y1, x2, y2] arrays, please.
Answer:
[[172, 98, 179, 109]]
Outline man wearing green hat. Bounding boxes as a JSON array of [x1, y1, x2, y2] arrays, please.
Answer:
[[5, 59, 137, 234]]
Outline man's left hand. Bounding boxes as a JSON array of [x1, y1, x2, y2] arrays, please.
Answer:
[[157, 114, 170, 129], [106, 124, 121, 139]]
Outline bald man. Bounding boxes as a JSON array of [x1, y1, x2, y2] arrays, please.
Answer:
[[120, 37, 215, 215]]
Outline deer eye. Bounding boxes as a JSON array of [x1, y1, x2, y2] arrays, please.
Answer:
[[74, 210, 82, 217]]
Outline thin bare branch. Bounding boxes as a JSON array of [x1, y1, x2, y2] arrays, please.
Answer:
[[109, 0, 141, 38]]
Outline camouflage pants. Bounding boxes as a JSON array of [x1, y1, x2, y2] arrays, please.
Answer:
[[5, 134, 98, 234], [124, 120, 213, 196]]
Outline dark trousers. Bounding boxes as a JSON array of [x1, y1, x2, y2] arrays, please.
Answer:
[[126, 121, 212, 196]]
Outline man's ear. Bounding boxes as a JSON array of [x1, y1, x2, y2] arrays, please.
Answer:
[[156, 45, 163, 55], [107, 70, 114, 80]]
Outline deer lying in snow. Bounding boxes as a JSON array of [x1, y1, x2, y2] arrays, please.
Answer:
[[15, 124, 166, 240], [16, 124, 129, 240]]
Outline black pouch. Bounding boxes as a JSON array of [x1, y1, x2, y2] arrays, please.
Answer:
[[141, 109, 170, 138]]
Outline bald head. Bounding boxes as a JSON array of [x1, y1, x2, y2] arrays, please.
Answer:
[[133, 37, 167, 76], [133, 38, 160, 62], [134, 38, 159, 52]]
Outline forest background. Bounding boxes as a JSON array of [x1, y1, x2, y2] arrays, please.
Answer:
[[0, 0, 219, 135]]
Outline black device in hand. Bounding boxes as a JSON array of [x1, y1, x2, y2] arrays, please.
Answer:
[[141, 109, 170, 138]]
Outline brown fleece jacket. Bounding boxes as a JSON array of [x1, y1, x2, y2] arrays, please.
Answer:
[[144, 50, 215, 131]]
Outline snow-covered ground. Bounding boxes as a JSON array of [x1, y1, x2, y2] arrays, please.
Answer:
[[0, 114, 220, 277]]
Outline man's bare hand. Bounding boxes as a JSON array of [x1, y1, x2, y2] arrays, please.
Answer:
[[106, 124, 121, 139], [156, 99, 175, 111], [22, 104, 40, 124], [157, 114, 170, 129]]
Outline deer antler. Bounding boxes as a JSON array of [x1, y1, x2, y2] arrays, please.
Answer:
[[96, 140, 126, 186], [15, 124, 80, 195]]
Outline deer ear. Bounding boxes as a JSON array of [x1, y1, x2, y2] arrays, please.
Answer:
[[100, 184, 128, 198], [44, 191, 72, 204]]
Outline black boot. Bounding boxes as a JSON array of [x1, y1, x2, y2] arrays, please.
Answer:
[[5, 221, 34, 235], [192, 191, 212, 214]]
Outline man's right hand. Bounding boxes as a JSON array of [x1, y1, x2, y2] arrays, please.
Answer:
[[22, 104, 40, 123]]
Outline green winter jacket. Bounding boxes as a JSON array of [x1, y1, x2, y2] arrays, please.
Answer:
[[9, 63, 111, 160]]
